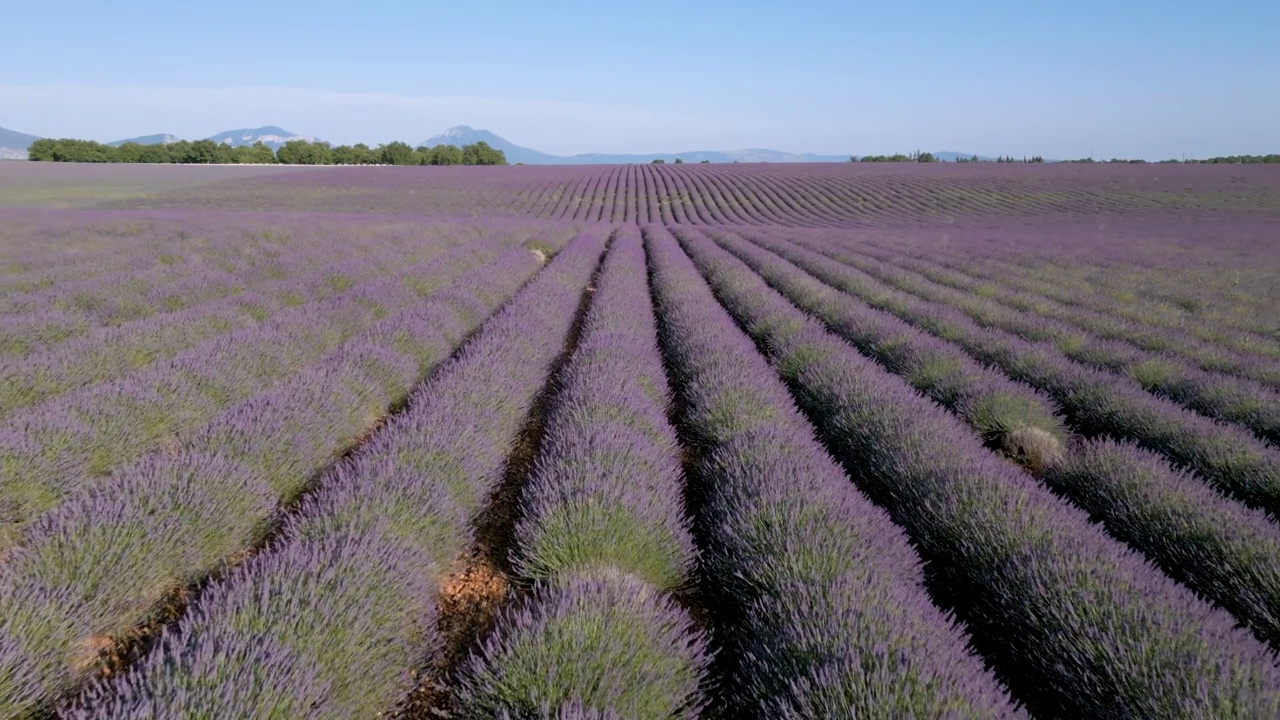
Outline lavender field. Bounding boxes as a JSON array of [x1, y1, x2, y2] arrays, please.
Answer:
[[1, 161, 1278, 719]]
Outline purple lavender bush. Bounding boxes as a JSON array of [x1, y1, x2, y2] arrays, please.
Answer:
[[1043, 438, 1280, 648], [0, 243, 510, 539], [755, 231, 1280, 517], [456, 227, 706, 718], [646, 225, 1023, 718], [453, 570, 708, 719], [55, 231, 607, 719], [863, 236, 1280, 382], [513, 227, 696, 590], [837, 239, 1280, 444], [705, 228, 1066, 470], [64, 528, 441, 720], [677, 227, 1280, 717], [0, 246, 545, 716]]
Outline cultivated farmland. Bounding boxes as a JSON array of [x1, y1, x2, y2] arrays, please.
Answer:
[[1, 161, 1278, 719]]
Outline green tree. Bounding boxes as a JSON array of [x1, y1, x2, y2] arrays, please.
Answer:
[[246, 141, 276, 164], [38, 139, 119, 162], [427, 144, 464, 165], [461, 141, 506, 165], [176, 139, 221, 164], [212, 142, 237, 164], [277, 139, 332, 165], [27, 139, 59, 161], [139, 143, 172, 163], [379, 141, 415, 165], [114, 142, 146, 163], [651, 158, 666, 164], [164, 140, 189, 163], [331, 145, 359, 164], [311, 141, 334, 165], [332, 143, 374, 165], [276, 140, 306, 164], [674, 158, 684, 164]]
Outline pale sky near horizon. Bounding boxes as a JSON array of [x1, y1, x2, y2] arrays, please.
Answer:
[[1, 0, 1276, 159]]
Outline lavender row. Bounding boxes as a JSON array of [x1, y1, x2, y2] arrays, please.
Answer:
[[50, 231, 607, 719], [0, 236, 475, 416], [869, 238, 1280, 369], [1041, 438, 1280, 647], [455, 576, 704, 717], [703, 228, 1067, 471], [646, 225, 1022, 718], [0, 245, 545, 716], [677, 228, 1280, 717], [811, 242, 1280, 643], [101, 162, 1280, 225], [512, 227, 697, 589], [0, 209, 287, 288], [0, 242, 505, 538], [844, 239, 1280, 439], [453, 227, 706, 716], [1, 220, 326, 326], [1, 216, 569, 360], [752, 232, 1280, 518], [0, 214, 439, 319], [876, 236, 1280, 356]]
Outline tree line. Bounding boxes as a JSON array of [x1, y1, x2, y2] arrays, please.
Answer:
[[27, 138, 507, 165], [851, 151, 940, 163], [849, 152, 1278, 164], [1062, 155, 1279, 164]]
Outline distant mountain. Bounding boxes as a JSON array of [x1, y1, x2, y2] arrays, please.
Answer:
[[108, 133, 180, 147], [420, 125, 851, 165], [421, 126, 563, 164], [566, 148, 853, 164], [107, 129, 314, 150], [206, 126, 317, 150], [0, 126, 40, 159]]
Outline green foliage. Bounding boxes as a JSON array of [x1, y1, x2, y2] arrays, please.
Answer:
[[856, 154, 912, 163], [331, 143, 374, 165], [425, 143, 464, 165], [277, 140, 333, 165], [1193, 154, 1280, 164], [454, 571, 705, 719], [236, 142, 276, 164], [28, 138, 119, 163], [379, 141, 415, 166], [517, 498, 691, 590], [674, 158, 684, 164], [460, 141, 507, 165], [113, 142, 146, 163], [177, 139, 223, 164], [138, 143, 172, 163], [651, 158, 666, 164]]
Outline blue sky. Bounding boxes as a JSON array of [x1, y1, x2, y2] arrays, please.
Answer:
[[1, 0, 1276, 158]]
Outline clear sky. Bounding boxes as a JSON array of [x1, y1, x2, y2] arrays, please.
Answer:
[[1, 0, 1276, 159]]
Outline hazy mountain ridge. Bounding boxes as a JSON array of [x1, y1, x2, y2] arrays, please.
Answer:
[[0, 126, 41, 159], [108, 134, 181, 147], [109, 127, 324, 150], [205, 127, 318, 150], [2, 122, 995, 163], [421, 126, 853, 164]]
